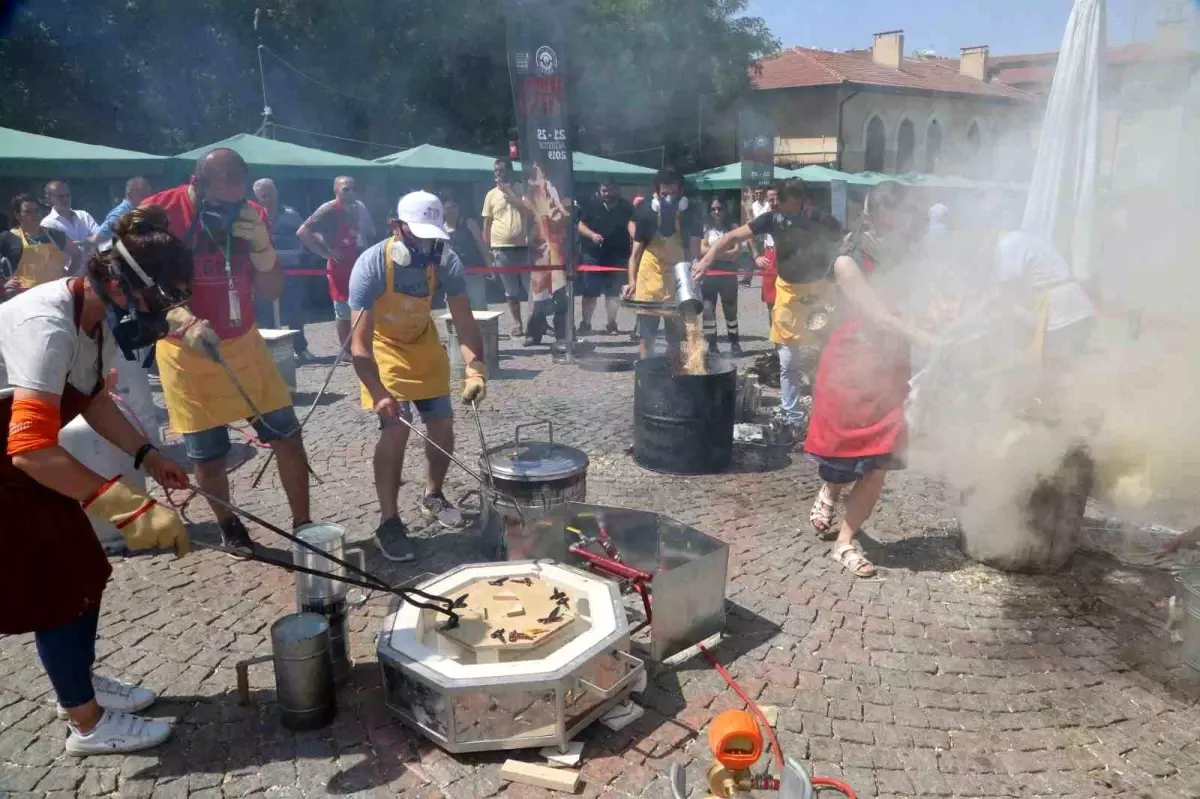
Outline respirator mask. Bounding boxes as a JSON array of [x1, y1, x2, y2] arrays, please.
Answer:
[[100, 239, 191, 361], [388, 229, 448, 271], [194, 181, 247, 238]]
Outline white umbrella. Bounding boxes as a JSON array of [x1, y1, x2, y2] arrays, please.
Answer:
[[1021, 0, 1106, 282]]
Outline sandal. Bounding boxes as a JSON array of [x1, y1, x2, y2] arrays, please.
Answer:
[[810, 485, 836, 535], [831, 542, 876, 578]]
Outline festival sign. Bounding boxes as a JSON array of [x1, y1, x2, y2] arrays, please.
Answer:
[[506, 0, 575, 298], [739, 107, 774, 189]]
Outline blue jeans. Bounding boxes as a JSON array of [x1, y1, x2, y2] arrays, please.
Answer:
[[35, 606, 101, 709], [182, 405, 301, 462], [778, 344, 814, 425]]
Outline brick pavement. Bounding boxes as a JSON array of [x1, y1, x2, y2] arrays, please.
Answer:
[[3, 289, 1200, 798]]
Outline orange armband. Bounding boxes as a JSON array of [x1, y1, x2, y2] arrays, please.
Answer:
[[7, 397, 62, 456]]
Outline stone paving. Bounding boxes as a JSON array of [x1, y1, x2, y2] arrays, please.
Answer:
[[3, 288, 1200, 798]]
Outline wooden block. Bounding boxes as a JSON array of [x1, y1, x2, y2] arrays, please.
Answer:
[[505, 603, 526, 618], [500, 759, 580, 793]]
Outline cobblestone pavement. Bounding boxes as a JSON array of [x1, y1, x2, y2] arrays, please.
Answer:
[[3, 289, 1200, 798]]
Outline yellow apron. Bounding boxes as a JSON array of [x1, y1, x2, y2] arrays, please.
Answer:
[[634, 213, 683, 303], [359, 238, 450, 407], [1026, 289, 1052, 367], [770, 275, 832, 346], [156, 327, 291, 435], [12, 228, 69, 288]]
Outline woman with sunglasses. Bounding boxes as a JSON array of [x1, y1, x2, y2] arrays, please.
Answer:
[[0, 206, 193, 755], [698, 197, 742, 354]]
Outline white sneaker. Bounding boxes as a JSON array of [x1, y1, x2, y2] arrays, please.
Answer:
[[56, 675, 157, 719], [65, 709, 171, 756]]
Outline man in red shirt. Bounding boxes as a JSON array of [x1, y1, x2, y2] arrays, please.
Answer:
[[145, 148, 311, 553], [297, 176, 375, 348]]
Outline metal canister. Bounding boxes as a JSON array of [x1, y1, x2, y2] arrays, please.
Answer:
[[271, 613, 336, 730], [292, 522, 365, 688], [672, 262, 703, 316], [479, 421, 589, 560]]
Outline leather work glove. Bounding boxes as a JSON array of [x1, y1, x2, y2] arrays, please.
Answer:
[[232, 205, 277, 273], [461, 361, 488, 406], [167, 307, 223, 362], [83, 479, 190, 556]]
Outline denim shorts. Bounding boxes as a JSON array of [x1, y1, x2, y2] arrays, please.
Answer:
[[379, 395, 455, 429], [182, 405, 301, 463], [332, 300, 352, 321], [491, 248, 531, 300]]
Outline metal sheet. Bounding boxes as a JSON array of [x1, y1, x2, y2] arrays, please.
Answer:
[[499, 503, 730, 663]]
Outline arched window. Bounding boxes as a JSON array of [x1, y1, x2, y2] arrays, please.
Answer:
[[967, 121, 982, 154], [926, 120, 943, 173], [896, 119, 915, 173], [865, 116, 886, 173]]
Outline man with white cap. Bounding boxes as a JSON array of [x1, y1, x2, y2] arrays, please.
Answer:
[[349, 191, 488, 562]]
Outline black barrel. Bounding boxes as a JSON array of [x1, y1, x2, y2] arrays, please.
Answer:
[[634, 356, 735, 474]]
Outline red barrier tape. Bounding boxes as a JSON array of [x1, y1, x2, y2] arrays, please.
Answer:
[[283, 264, 764, 277]]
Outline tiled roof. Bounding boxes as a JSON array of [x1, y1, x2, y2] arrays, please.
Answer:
[[947, 43, 1200, 86], [753, 47, 1035, 100]]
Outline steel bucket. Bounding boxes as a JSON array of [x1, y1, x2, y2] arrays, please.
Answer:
[[1178, 568, 1200, 670], [672, 262, 703, 315], [292, 522, 366, 688], [271, 613, 336, 730]]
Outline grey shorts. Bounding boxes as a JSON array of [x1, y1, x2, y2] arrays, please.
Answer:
[[491, 247, 531, 300], [637, 315, 681, 347]]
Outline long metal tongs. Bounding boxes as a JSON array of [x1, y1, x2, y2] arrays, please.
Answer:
[[188, 485, 460, 626]]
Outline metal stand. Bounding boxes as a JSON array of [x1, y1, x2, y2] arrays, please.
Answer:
[[563, 257, 576, 365]]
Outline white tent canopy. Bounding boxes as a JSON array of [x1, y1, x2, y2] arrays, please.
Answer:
[[1021, 0, 1106, 281]]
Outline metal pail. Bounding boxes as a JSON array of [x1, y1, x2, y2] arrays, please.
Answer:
[[271, 613, 336, 730]]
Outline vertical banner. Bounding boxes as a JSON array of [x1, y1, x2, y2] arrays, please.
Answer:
[[506, 0, 575, 304], [830, 180, 848, 226], [739, 106, 775, 190]]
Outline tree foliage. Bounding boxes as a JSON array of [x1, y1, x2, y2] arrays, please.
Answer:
[[0, 0, 776, 167]]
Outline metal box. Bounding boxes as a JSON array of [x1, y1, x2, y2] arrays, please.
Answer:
[[377, 561, 642, 754]]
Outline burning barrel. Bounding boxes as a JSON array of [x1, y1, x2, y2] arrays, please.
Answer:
[[633, 356, 735, 474]]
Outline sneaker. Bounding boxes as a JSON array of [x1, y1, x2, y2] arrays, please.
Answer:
[[421, 492, 464, 529], [374, 517, 414, 562], [730, 340, 743, 356], [65, 709, 171, 756], [605, 321, 619, 335], [219, 517, 255, 558], [295, 348, 316, 364], [708, 341, 720, 356], [524, 335, 540, 347], [57, 676, 157, 720], [577, 321, 592, 335]]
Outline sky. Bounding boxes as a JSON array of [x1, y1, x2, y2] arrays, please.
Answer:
[[741, 0, 1151, 58]]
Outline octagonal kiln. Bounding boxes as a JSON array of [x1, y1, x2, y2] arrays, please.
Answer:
[[377, 561, 643, 754]]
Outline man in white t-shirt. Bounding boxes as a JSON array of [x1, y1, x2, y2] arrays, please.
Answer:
[[41, 181, 100, 268], [994, 230, 1095, 363]]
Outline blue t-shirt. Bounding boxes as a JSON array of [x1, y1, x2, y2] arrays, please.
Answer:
[[348, 239, 467, 311], [96, 199, 132, 242]]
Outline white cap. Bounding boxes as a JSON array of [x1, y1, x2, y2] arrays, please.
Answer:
[[396, 191, 449, 240]]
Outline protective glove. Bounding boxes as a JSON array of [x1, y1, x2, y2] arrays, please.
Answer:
[[461, 361, 488, 406], [232, 205, 277, 273], [83, 478, 190, 556], [166, 307, 223, 362]]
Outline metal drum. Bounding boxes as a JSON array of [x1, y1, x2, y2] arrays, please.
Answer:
[[479, 421, 589, 560], [634, 356, 735, 475], [292, 523, 365, 688], [271, 613, 336, 731]]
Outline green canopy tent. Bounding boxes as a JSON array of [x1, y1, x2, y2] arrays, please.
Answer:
[[792, 165, 885, 186], [176, 133, 380, 179], [563, 152, 656, 185], [374, 143, 498, 182], [684, 162, 799, 191], [0, 127, 169, 179]]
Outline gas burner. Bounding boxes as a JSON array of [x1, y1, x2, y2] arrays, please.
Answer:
[[378, 560, 642, 754]]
